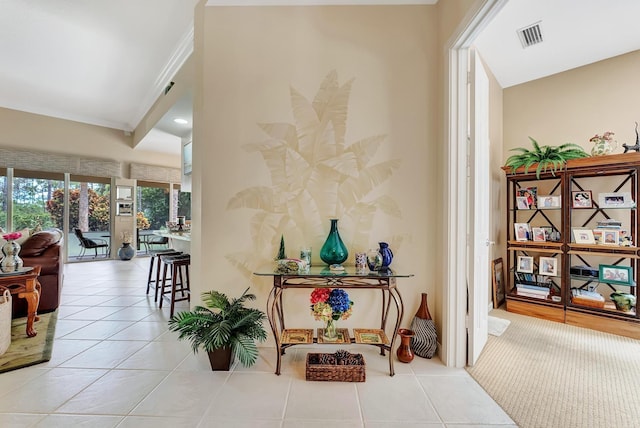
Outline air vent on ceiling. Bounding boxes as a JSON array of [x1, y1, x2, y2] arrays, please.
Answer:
[[517, 22, 543, 48]]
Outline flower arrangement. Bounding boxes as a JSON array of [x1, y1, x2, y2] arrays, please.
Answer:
[[120, 231, 132, 244], [590, 131, 615, 144], [2, 232, 22, 241], [310, 288, 354, 322]]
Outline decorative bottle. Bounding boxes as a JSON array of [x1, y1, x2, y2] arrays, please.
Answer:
[[396, 328, 415, 363], [378, 242, 393, 273], [409, 293, 437, 359], [0, 240, 23, 272], [319, 219, 348, 266]]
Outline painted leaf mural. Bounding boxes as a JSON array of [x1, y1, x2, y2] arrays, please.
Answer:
[[226, 70, 402, 277]]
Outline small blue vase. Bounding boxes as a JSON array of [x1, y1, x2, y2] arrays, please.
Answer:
[[118, 243, 135, 260], [378, 242, 393, 273], [319, 219, 348, 266]]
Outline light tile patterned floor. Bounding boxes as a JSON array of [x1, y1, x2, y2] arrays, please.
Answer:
[[0, 259, 516, 427]]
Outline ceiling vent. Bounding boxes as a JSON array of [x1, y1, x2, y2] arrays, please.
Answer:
[[517, 22, 543, 48]]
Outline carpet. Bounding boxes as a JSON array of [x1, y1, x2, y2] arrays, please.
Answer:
[[488, 315, 510, 336], [0, 310, 57, 373], [467, 309, 640, 428]]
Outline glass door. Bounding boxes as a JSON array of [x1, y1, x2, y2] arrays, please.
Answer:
[[68, 175, 111, 261]]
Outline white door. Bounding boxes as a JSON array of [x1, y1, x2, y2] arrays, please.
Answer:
[[467, 48, 491, 366]]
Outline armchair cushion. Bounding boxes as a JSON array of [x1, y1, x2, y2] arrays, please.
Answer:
[[20, 230, 62, 257]]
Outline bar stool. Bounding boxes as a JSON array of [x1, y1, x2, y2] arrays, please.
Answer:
[[159, 254, 191, 317], [146, 249, 182, 302]]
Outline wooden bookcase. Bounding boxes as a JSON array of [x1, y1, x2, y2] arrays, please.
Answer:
[[503, 153, 640, 339]]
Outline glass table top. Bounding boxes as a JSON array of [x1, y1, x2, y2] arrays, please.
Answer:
[[254, 265, 413, 278]]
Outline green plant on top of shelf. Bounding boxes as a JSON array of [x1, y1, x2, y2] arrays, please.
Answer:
[[504, 137, 589, 179]]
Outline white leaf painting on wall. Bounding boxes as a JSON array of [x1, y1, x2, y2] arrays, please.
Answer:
[[226, 70, 403, 277]]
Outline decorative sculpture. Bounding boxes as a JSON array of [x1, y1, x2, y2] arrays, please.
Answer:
[[622, 122, 640, 153]]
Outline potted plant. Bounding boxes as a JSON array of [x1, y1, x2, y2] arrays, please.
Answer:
[[168, 287, 268, 370], [504, 137, 589, 179]]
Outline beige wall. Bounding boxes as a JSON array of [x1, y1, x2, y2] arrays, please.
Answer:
[[0, 107, 180, 169], [504, 50, 640, 156], [192, 4, 455, 339]]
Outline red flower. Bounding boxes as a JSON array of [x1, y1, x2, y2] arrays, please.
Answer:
[[2, 232, 22, 241], [310, 288, 331, 304]]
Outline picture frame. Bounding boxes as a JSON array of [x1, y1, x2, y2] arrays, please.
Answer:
[[602, 230, 619, 246], [572, 228, 596, 244], [539, 257, 558, 276], [517, 187, 537, 209], [571, 190, 593, 208], [516, 196, 530, 210], [598, 192, 635, 208], [353, 328, 389, 345], [599, 264, 633, 286], [281, 329, 313, 344], [491, 258, 506, 309], [517, 256, 534, 273], [514, 223, 530, 241], [532, 227, 546, 242], [538, 195, 561, 208]]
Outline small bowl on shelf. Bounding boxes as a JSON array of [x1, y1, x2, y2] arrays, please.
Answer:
[[551, 296, 562, 303]]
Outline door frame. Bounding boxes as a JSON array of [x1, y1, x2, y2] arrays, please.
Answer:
[[442, 0, 507, 368]]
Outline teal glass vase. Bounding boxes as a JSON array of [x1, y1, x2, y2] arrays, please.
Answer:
[[319, 219, 348, 266]]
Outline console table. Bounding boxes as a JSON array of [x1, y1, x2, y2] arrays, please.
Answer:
[[254, 266, 413, 376], [0, 266, 41, 337]]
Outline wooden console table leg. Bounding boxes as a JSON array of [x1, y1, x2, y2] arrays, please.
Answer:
[[18, 281, 40, 337]]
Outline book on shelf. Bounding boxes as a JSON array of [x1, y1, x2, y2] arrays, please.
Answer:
[[516, 284, 550, 296], [516, 290, 549, 299]]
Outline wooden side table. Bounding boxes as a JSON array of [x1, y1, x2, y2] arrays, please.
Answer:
[[0, 266, 41, 337]]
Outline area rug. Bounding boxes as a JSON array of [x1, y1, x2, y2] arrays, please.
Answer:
[[0, 310, 57, 373], [467, 309, 640, 428], [488, 315, 510, 336]]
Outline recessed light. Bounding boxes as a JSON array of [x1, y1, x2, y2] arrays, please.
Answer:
[[173, 118, 188, 125]]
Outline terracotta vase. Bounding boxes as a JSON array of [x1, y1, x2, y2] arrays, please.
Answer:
[[396, 328, 415, 363], [409, 293, 438, 359]]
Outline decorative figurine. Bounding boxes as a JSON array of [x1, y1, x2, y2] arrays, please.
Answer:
[[622, 122, 640, 153]]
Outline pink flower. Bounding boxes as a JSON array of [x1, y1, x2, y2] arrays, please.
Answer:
[[2, 232, 22, 241]]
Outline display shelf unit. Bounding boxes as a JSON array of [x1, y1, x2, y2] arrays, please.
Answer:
[[503, 153, 640, 339]]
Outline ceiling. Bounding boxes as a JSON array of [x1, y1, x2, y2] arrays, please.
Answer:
[[1, 1, 638, 156]]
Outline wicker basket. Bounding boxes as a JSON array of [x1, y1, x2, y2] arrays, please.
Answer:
[[305, 351, 366, 382], [0, 289, 11, 356]]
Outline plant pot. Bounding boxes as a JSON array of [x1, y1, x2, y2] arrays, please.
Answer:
[[208, 347, 233, 371], [118, 243, 135, 260]]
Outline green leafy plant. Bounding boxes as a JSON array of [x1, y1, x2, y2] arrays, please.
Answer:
[[168, 287, 267, 367], [504, 137, 589, 179]]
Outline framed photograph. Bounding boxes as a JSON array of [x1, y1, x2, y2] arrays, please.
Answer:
[[538, 195, 561, 208], [602, 230, 619, 246], [281, 329, 313, 344], [599, 264, 633, 286], [517, 256, 534, 273], [532, 227, 546, 242], [572, 190, 593, 208], [517, 187, 537, 209], [514, 223, 530, 241], [572, 228, 596, 244], [492, 258, 506, 309], [539, 257, 558, 276], [516, 196, 530, 209], [599, 192, 635, 208], [353, 329, 389, 345]]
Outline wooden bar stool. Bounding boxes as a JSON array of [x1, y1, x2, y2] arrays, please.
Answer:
[[159, 254, 191, 317], [146, 249, 182, 302]]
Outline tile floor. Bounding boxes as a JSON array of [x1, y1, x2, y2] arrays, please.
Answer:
[[0, 259, 516, 427]]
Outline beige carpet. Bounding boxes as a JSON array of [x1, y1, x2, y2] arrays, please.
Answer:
[[0, 311, 57, 373], [467, 309, 640, 428]]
